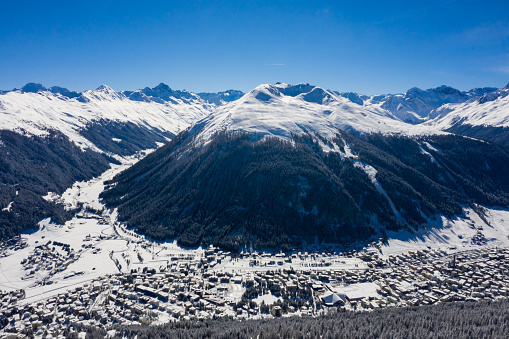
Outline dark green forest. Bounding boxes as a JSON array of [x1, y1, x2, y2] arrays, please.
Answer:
[[65, 299, 509, 339], [101, 130, 509, 251], [0, 119, 177, 239], [447, 123, 509, 148], [79, 120, 175, 156]]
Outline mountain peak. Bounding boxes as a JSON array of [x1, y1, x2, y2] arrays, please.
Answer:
[[49, 86, 81, 99], [278, 83, 316, 97], [249, 83, 326, 102], [432, 85, 462, 96], [336, 92, 366, 105], [406, 87, 424, 96], [17, 83, 80, 98], [154, 83, 172, 91], [95, 84, 115, 92], [77, 84, 123, 102], [21, 83, 46, 93], [139, 83, 197, 102]]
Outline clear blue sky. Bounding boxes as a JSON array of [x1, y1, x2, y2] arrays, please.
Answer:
[[1, 0, 508, 94]]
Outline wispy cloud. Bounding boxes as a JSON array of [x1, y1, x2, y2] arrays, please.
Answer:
[[493, 66, 509, 75], [454, 22, 509, 45]]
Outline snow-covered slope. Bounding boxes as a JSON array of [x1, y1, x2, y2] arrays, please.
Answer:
[[336, 85, 500, 125], [0, 84, 213, 151], [1, 81, 508, 155], [191, 83, 441, 144], [380, 86, 466, 123], [427, 84, 509, 129]]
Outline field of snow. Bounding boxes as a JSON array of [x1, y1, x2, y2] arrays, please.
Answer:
[[336, 282, 380, 300], [253, 293, 280, 305], [381, 207, 509, 258]]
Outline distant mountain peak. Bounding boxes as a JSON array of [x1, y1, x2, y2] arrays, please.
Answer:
[[197, 89, 244, 105], [335, 92, 366, 105], [18, 83, 81, 99], [249, 83, 330, 102], [137, 83, 197, 102], [153, 82, 172, 91], [95, 84, 115, 92], [406, 87, 425, 95], [431, 85, 462, 95], [278, 83, 316, 97], [21, 83, 46, 93]]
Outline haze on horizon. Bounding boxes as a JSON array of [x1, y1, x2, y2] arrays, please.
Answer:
[[1, 0, 508, 95]]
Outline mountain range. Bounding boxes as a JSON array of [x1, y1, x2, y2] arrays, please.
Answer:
[[1, 81, 509, 249]]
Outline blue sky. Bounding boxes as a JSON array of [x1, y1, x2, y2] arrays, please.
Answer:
[[1, 0, 508, 94]]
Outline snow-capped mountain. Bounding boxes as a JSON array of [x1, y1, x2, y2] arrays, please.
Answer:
[[197, 89, 244, 105], [336, 85, 499, 124], [0, 83, 214, 151], [427, 84, 509, 128], [191, 83, 441, 146], [420, 84, 509, 146], [99, 83, 509, 250], [122, 83, 201, 104], [2, 81, 508, 153], [188, 82, 509, 149], [378, 86, 468, 123]]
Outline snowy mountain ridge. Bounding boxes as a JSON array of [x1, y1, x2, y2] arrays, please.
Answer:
[[426, 84, 509, 129], [190, 83, 445, 145], [1, 81, 509, 154], [0, 83, 214, 152]]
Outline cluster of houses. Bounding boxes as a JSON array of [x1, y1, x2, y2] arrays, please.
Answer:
[[20, 241, 77, 284], [2, 246, 509, 336], [340, 247, 509, 309]]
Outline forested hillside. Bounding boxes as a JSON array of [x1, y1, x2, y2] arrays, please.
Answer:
[[66, 299, 509, 339], [79, 120, 175, 156], [101, 130, 509, 250], [0, 130, 113, 238]]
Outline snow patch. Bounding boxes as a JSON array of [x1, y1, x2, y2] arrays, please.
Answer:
[[2, 201, 13, 212], [353, 161, 403, 222], [419, 145, 440, 166], [253, 293, 281, 305]]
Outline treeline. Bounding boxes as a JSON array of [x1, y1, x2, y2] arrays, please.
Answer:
[[447, 124, 509, 148], [101, 129, 509, 251], [0, 130, 112, 238], [66, 299, 509, 339]]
